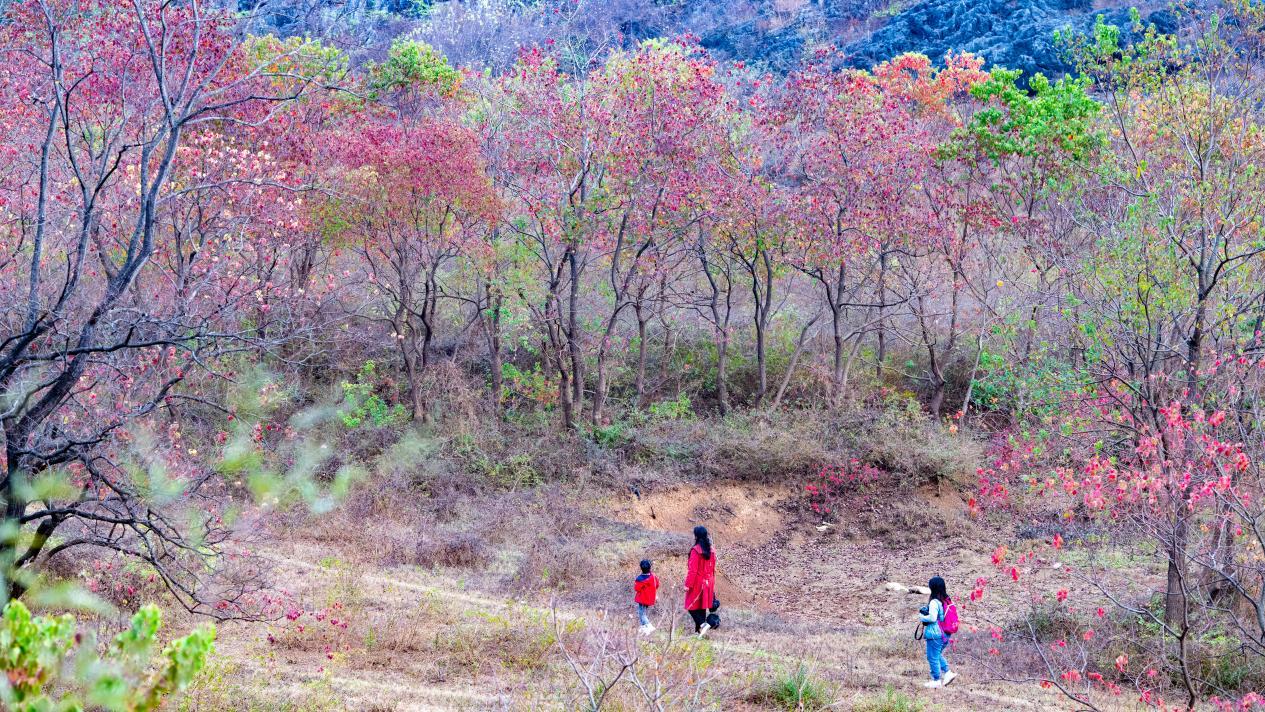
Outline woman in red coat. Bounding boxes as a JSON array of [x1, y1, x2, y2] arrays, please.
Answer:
[[684, 526, 717, 635]]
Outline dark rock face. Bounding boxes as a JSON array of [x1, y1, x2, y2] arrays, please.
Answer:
[[690, 0, 1180, 78], [259, 0, 1186, 79], [843, 0, 1176, 77]]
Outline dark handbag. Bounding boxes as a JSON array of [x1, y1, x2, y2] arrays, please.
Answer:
[[710, 596, 720, 613]]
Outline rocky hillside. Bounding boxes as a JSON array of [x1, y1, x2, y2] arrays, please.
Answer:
[[398, 0, 1182, 78], [841, 0, 1176, 78], [259, 0, 1188, 78]]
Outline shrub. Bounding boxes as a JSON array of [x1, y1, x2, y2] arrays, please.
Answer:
[[438, 607, 557, 675], [0, 600, 215, 711], [177, 658, 297, 712], [501, 362, 558, 407], [591, 420, 631, 447], [757, 663, 835, 711], [647, 393, 694, 422], [339, 360, 408, 429], [413, 532, 491, 569], [703, 416, 829, 482], [853, 686, 926, 712], [1023, 604, 1083, 643], [853, 391, 982, 488], [450, 431, 544, 490], [804, 459, 887, 518], [510, 536, 591, 592]]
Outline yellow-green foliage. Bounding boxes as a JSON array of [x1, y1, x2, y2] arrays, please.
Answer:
[[367, 39, 461, 99], [0, 600, 215, 711]]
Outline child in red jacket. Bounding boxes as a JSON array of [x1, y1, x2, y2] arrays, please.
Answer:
[[634, 559, 659, 635]]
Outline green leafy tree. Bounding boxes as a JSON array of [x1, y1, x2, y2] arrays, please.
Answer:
[[366, 39, 463, 116], [938, 65, 1104, 420]]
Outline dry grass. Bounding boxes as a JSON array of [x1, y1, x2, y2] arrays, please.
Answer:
[[412, 532, 492, 569], [167, 391, 1195, 711]]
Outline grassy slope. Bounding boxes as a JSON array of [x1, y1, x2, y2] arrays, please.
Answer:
[[172, 476, 1100, 711]]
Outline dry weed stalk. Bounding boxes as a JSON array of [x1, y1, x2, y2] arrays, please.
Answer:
[[551, 602, 722, 711]]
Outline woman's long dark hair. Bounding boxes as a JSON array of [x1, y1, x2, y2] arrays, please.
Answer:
[[693, 526, 712, 560], [928, 575, 948, 605]]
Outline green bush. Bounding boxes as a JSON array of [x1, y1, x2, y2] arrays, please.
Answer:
[[591, 420, 630, 447], [853, 686, 926, 712], [0, 599, 215, 711], [1194, 628, 1265, 694], [340, 360, 408, 429], [647, 393, 694, 422], [761, 663, 834, 711], [501, 363, 556, 406]]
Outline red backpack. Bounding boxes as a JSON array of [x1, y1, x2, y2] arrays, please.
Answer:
[[941, 597, 959, 635]]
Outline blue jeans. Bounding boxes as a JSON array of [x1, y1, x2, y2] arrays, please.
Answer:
[[637, 603, 651, 626], [925, 635, 950, 680]]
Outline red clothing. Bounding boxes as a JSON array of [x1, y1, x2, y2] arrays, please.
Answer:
[[683, 544, 716, 611], [634, 572, 659, 606]]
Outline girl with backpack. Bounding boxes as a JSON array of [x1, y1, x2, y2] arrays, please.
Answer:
[[919, 575, 958, 688], [684, 526, 717, 636]]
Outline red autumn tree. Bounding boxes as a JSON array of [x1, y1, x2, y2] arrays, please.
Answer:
[[587, 38, 731, 423], [0, 0, 330, 612], [323, 43, 498, 420]]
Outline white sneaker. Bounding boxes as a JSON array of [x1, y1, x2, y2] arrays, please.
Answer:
[[922, 680, 942, 689], [698, 622, 712, 638], [942, 671, 958, 686], [639, 623, 654, 635]]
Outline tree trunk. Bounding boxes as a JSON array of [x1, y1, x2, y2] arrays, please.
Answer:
[[715, 331, 730, 415], [591, 357, 609, 426], [484, 283, 504, 416], [752, 250, 774, 407], [546, 335, 574, 432], [928, 368, 946, 420], [840, 334, 864, 396], [590, 309, 624, 426], [401, 334, 424, 421], [1166, 288, 1205, 624], [772, 314, 820, 409], [545, 282, 574, 432], [420, 268, 439, 369], [875, 250, 889, 377], [567, 250, 584, 415], [634, 304, 648, 409], [1, 457, 23, 599], [1165, 495, 1190, 627], [699, 234, 732, 415], [754, 320, 767, 406], [828, 263, 847, 404]]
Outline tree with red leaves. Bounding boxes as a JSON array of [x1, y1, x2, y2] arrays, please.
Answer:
[[0, 0, 330, 613], [586, 39, 730, 424], [323, 44, 498, 420]]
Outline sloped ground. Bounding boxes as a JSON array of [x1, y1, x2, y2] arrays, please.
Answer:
[[186, 542, 1052, 710], [174, 481, 1099, 711]]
